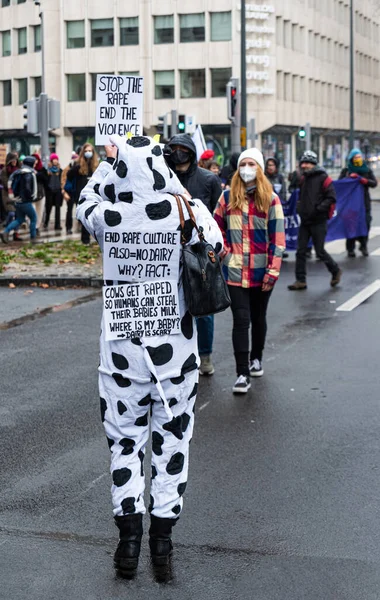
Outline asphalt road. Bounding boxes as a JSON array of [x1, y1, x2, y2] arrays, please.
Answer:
[[1, 208, 380, 599]]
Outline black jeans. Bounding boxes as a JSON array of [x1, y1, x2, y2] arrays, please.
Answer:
[[296, 222, 339, 283], [45, 190, 62, 229], [65, 196, 76, 232], [228, 285, 272, 376], [346, 210, 372, 251]]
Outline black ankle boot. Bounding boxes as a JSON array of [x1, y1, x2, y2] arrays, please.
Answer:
[[149, 515, 177, 568], [114, 514, 143, 578]]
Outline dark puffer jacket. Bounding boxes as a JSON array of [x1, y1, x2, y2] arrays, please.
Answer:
[[165, 134, 222, 213], [297, 167, 336, 225], [265, 157, 287, 204]]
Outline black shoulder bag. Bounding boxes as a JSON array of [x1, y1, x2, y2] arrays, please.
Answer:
[[174, 194, 231, 317]]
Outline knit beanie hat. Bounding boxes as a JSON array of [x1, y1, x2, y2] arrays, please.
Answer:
[[237, 148, 265, 171], [200, 149, 215, 161], [50, 153, 59, 161]]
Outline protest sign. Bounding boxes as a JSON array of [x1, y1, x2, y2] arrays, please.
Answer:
[[95, 75, 144, 145], [103, 229, 180, 282], [102, 281, 181, 341]]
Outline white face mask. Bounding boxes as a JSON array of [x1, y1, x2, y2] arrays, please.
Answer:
[[84, 151, 93, 159], [239, 165, 257, 183]]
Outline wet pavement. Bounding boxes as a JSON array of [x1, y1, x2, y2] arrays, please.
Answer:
[[1, 208, 380, 598]]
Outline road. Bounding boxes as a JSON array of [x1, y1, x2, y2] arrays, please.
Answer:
[[1, 207, 380, 599]]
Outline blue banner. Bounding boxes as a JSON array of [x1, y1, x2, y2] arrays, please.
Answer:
[[284, 178, 368, 250]]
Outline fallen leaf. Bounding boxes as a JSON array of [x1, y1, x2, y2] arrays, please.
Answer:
[[40, 283, 49, 288], [8, 283, 16, 288], [31, 282, 38, 287], [24, 290, 34, 295]]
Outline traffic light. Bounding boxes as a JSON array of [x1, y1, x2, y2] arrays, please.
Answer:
[[157, 114, 169, 139], [298, 127, 306, 140], [23, 98, 39, 134], [48, 98, 60, 130], [178, 114, 186, 133], [227, 78, 238, 122]]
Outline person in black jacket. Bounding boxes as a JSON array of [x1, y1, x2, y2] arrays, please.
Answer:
[[44, 153, 63, 231], [0, 156, 38, 243], [220, 152, 240, 189], [339, 148, 377, 257], [265, 157, 287, 204], [288, 151, 342, 290], [164, 133, 222, 376]]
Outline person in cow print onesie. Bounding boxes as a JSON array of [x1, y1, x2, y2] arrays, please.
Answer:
[[76, 135, 223, 578]]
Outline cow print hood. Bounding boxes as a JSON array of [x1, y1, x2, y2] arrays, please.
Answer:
[[105, 135, 186, 203]]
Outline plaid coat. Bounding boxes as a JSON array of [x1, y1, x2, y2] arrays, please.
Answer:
[[213, 189, 285, 288]]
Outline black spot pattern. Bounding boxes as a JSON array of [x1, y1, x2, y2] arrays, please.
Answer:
[[77, 196, 86, 205], [131, 337, 142, 346], [104, 184, 116, 203], [145, 200, 172, 221], [147, 343, 173, 366], [152, 145, 162, 156], [172, 505, 181, 515], [116, 160, 128, 178], [127, 136, 150, 148], [181, 311, 193, 340], [181, 353, 198, 375], [181, 413, 191, 433], [104, 209, 122, 227], [107, 437, 114, 450], [94, 183, 100, 196], [121, 497, 136, 514], [163, 416, 183, 440], [112, 373, 131, 387], [177, 219, 194, 243], [188, 382, 198, 401], [112, 467, 132, 487], [150, 372, 158, 384], [112, 352, 129, 370], [118, 191, 133, 203], [178, 482, 187, 496], [151, 465, 157, 480], [166, 452, 185, 476], [146, 157, 153, 171], [148, 494, 154, 513], [152, 431, 164, 455], [215, 242, 222, 254], [138, 394, 152, 406], [152, 170, 166, 191], [171, 375, 185, 385], [138, 450, 144, 477], [120, 438, 135, 455], [169, 397, 178, 408], [117, 401, 127, 415], [85, 205, 96, 219], [100, 397, 107, 422], [135, 412, 149, 427], [188, 200, 195, 206]]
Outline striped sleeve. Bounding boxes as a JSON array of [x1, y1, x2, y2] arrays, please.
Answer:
[[263, 195, 286, 286]]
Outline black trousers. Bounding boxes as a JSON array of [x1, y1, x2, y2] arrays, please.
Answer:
[[296, 222, 339, 283], [346, 210, 372, 251], [65, 197, 76, 232], [45, 190, 62, 229], [228, 285, 272, 376]]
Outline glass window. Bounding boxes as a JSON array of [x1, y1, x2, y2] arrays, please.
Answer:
[[3, 80, 11, 106], [18, 27, 27, 54], [180, 69, 205, 98], [210, 12, 231, 41], [17, 0, 27, 3], [67, 21, 85, 49], [34, 24, 41, 52], [91, 19, 114, 47], [67, 73, 86, 102], [34, 76, 41, 97], [91, 72, 114, 101], [2, 0, 11, 6], [211, 67, 232, 97], [119, 71, 139, 76], [154, 70, 175, 99], [2, 30, 11, 57], [154, 15, 174, 44], [179, 13, 205, 43], [18, 78, 27, 105], [120, 17, 138, 46]]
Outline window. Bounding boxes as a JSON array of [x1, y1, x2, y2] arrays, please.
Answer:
[[34, 76, 41, 97], [120, 17, 138, 45], [3, 80, 11, 105], [2, 30, 11, 57], [211, 67, 232, 97], [18, 78, 27, 105], [154, 15, 174, 44], [91, 19, 114, 47], [276, 71, 283, 100], [154, 70, 175, 99], [67, 21, 85, 49], [210, 12, 231, 41], [91, 73, 114, 101], [276, 17, 283, 45], [180, 69, 205, 98], [17, 27, 27, 54], [179, 13, 205, 43], [67, 73, 86, 101], [33, 24, 41, 52], [1, 0, 10, 6], [284, 73, 291, 101], [17, 0, 27, 3]]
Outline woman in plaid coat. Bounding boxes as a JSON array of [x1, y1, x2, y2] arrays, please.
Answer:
[[214, 148, 285, 394]]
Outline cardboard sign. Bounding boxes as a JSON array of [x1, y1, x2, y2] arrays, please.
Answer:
[[95, 75, 144, 145], [103, 230, 180, 282], [0, 144, 7, 165], [103, 281, 181, 341]]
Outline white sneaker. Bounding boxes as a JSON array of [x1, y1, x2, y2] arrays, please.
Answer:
[[232, 375, 251, 394], [199, 355, 215, 376], [249, 359, 264, 377]]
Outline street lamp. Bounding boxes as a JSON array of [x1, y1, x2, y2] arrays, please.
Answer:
[[34, 0, 49, 167], [240, 0, 247, 150], [34, 1, 45, 94], [349, 0, 355, 149]]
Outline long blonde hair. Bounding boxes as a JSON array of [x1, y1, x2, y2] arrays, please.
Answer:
[[78, 143, 99, 176], [229, 166, 273, 213]]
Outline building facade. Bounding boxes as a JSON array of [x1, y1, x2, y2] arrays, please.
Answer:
[[0, 0, 379, 171]]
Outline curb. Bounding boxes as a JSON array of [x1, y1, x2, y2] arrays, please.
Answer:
[[0, 276, 103, 288]]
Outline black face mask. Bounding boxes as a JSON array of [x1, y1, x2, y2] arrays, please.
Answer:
[[170, 149, 190, 165]]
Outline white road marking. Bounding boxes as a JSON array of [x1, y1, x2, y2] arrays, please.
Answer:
[[325, 227, 380, 256], [336, 279, 380, 312], [199, 401, 210, 412], [370, 247, 380, 256]]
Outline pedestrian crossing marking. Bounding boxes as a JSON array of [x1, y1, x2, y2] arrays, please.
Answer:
[[336, 279, 380, 312], [370, 248, 380, 256]]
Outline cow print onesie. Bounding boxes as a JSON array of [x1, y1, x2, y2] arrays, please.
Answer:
[[76, 135, 223, 519]]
